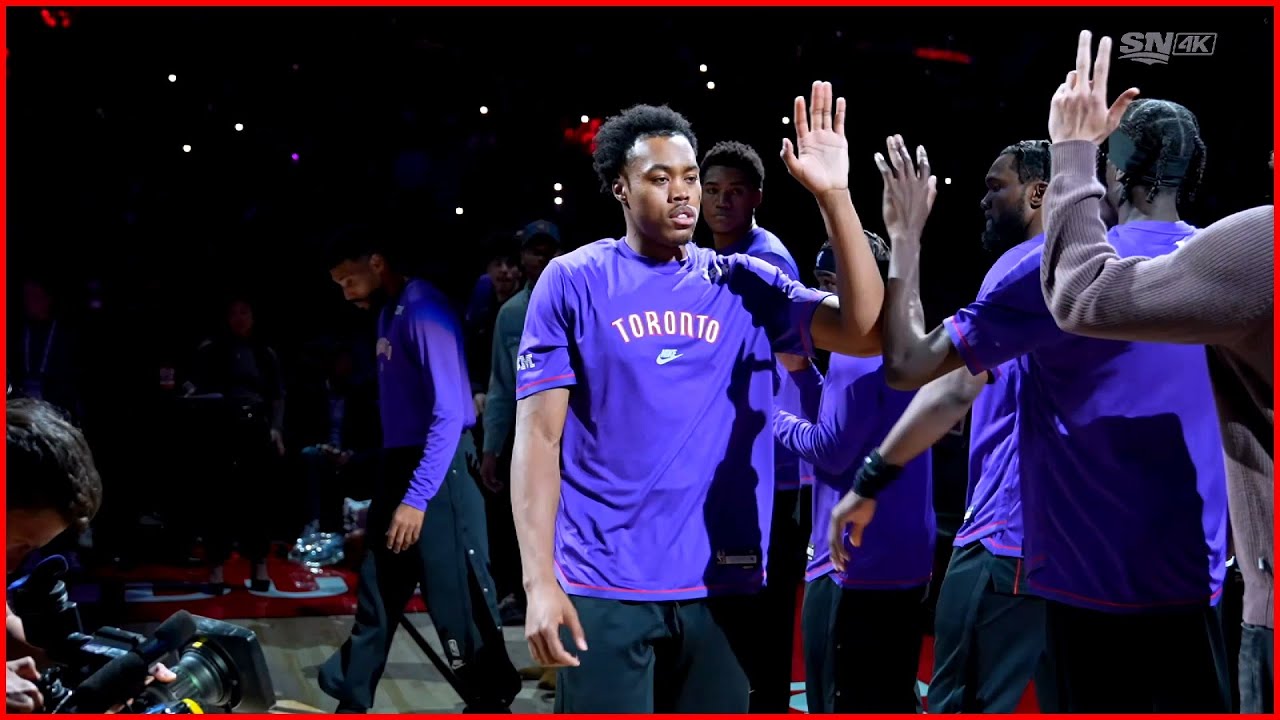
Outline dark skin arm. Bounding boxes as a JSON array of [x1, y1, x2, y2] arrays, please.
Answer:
[[830, 367, 987, 569], [511, 388, 587, 668], [780, 82, 884, 358], [871, 135, 966, 390]]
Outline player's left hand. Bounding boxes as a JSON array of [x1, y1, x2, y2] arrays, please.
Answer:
[[387, 504, 425, 554], [781, 81, 849, 196], [105, 663, 177, 713], [1049, 30, 1140, 144]]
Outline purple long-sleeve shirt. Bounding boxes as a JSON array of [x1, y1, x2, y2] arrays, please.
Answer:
[[376, 278, 476, 511], [774, 355, 935, 589]]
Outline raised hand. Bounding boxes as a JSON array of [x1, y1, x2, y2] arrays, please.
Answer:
[[1049, 30, 1141, 145], [873, 134, 937, 242], [781, 81, 849, 195]]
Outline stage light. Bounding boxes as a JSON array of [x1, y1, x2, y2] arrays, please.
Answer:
[[554, 182, 563, 191], [580, 115, 589, 123], [944, 177, 952, 185], [554, 197, 563, 206], [291, 153, 300, 162], [455, 207, 464, 215], [479, 106, 489, 114], [782, 117, 790, 125], [182, 144, 191, 153], [234, 123, 244, 131], [699, 64, 707, 72], [706, 81, 715, 90], [168, 74, 177, 83]]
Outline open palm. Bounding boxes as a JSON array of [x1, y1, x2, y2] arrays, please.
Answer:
[[781, 81, 849, 195]]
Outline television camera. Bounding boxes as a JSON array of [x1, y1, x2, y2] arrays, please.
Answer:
[[7, 555, 275, 714]]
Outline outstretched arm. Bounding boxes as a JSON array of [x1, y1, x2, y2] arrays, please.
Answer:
[[829, 367, 987, 566], [779, 81, 883, 357], [1040, 31, 1272, 345]]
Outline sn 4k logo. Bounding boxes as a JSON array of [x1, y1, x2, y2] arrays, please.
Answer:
[[1118, 32, 1217, 65]]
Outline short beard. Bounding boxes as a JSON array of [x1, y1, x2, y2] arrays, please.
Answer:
[[981, 199, 1029, 253]]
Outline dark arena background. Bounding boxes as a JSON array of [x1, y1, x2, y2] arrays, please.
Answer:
[[5, 5, 1274, 714]]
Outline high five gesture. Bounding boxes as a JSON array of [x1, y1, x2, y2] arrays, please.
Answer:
[[781, 81, 850, 195], [1049, 30, 1141, 145]]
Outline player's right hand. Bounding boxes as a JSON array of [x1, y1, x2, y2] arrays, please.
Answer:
[[524, 581, 587, 668], [479, 452, 502, 493]]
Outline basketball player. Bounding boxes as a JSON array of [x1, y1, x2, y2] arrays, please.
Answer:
[[865, 123, 1229, 712], [319, 227, 520, 713], [1040, 31, 1270, 712], [701, 139, 822, 713], [830, 140, 1050, 713], [512, 81, 885, 713], [780, 234, 934, 714]]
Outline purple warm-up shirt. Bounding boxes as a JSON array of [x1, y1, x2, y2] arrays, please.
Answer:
[[774, 354, 935, 589], [718, 226, 821, 490], [947, 240, 1039, 560], [516, 238, 830, 601], [944, 225, 1228, 613], [377, 278, 476, 511]]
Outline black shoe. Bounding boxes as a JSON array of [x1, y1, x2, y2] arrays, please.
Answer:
[[334, 702, 367, 714]]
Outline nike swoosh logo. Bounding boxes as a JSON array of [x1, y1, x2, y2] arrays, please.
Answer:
[[656, 353, 683, 365]]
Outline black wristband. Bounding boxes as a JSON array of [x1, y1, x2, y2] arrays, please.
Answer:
[[852, 450, 904, 500]]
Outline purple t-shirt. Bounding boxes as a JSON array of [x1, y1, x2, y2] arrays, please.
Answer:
[[376, 278, 476, 511], [516, 238, 830, 601], [946, 224, 1228, 613], [955, 359, 1024, 558], [773, 354, 935, 589], [717, 226, 818, 490], [946, 239, 1042, 560]]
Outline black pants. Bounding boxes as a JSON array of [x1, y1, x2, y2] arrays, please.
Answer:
[[555, 595, 754, 713], [929, 542, 1048, 713], [1240, 623, 1274, 713], [318, 435, 520, 710], [746, 487, 807, 713], [1042, 599, 1230, 712], [802, 578, 926, 713]]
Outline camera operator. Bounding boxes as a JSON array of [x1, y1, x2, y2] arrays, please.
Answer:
[[5, 398, 175, 712]]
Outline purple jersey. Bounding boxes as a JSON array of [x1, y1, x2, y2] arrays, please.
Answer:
[[947, 224, 1228, 613], [946, 239, 1042, 559], [774, 354, 935, 589], [376, 278, 476, 511], [516, 238, 830, 601], [717, 226, 818, 490]]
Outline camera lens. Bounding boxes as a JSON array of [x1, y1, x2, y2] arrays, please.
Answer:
[[135, 641, 236, 712]]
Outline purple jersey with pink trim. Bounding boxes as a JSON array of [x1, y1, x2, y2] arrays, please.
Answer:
[[516, 238, 830, 601], [943, 225, 1227, 613]]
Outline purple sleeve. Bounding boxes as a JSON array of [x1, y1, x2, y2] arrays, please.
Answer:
[[401, 305, 470, 512], [772, 361, 877, 475], [790, 365, 824, 420], [752, 251, 803, 286], [515, 259, 578, 401], [942, 250, 1068, 376], [728, 254, 831, 357]]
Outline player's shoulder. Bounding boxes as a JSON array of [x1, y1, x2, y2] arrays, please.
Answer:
[[982, 236, 1045, 289], [744, 226, 800, 275]]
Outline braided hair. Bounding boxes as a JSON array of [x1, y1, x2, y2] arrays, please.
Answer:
[[1111, 99, 1207, 206]]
